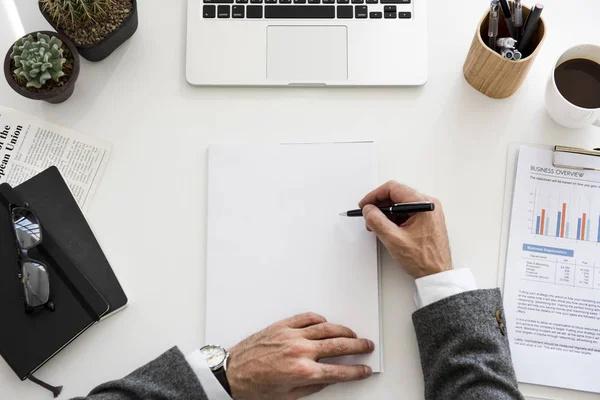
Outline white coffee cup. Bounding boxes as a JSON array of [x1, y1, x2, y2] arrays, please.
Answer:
[[545, 44, 600, 129]]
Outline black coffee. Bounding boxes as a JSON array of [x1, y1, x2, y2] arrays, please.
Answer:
[[554, 58, 600, 109]]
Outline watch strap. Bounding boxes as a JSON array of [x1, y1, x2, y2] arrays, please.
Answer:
[[213, 367, 231, 396]]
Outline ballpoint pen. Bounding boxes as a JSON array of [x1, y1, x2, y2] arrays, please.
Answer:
[[498, 0, 517, 38], [513, 0, 523, 42], [339, 201, 435, 217], [510, 0, 515, 24], [488, 0, 500, 51], [518, 3, 544, 54]]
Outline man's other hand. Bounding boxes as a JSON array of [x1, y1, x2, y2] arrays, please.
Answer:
[[359, 181, 452, 279], [226, 312, 374, 400]]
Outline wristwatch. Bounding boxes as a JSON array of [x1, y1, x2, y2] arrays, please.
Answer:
[[199, 344, 231, 395]]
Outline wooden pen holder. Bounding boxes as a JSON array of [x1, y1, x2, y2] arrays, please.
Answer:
[[463, 4, 546, 99]]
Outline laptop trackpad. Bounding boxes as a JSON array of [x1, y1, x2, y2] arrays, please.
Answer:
[[267, 26, 348, 82]]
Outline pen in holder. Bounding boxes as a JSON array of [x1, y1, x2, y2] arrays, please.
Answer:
[[463, 4, 546, 99]]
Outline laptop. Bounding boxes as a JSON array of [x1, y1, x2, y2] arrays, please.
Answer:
[[186, 0, 428, 86]]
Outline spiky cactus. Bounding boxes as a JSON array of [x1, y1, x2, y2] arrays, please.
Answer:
[[40, 0, 112, 28], [10, 33, 67, 89]]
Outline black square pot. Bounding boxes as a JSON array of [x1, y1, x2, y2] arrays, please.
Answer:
[[39, 0, 138, 62]]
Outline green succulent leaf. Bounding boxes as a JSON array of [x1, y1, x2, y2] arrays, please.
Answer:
[[10, 32, 67, 89], [26, 80, 42, 89], [39, 71, 52, 84], [49, 70, 65, 81], [49, 36, 62, 48]]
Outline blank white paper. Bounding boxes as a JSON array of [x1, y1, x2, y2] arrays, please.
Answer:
[[206, 142, 381, 372]]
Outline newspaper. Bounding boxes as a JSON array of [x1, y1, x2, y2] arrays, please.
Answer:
[[0, 105, 111, 212]]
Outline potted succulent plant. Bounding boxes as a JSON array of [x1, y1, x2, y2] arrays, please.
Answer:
[[3, 31, 80, 104], [39, 0, 138, 62]]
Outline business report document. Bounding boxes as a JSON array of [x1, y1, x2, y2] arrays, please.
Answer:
[[504, 145, 600, 393], [206, 142, 382, 372]]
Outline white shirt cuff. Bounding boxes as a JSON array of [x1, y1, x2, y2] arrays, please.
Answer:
[[413, 268, 478, 309], [185, 350, 233, 400]]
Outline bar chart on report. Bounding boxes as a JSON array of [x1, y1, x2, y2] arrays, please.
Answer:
[[530, 188, 600, 243]]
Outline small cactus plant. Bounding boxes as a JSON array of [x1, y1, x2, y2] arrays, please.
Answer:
[[40, 0, 112, 28], [10, 33, 67, 89]]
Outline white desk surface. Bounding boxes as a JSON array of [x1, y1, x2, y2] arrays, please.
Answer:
[[0, 0, 599, 399]]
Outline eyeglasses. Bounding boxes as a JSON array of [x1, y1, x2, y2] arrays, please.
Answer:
[[8, 203, 55, 313]]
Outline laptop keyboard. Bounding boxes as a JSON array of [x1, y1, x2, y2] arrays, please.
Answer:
[[202, 0, 412, 19]]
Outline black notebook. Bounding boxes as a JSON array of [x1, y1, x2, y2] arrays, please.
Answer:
[[0, 166, 127, 380]]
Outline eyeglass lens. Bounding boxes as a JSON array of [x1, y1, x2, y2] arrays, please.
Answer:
[[22, 261, 50, 307], [12, 208, 42, 250]]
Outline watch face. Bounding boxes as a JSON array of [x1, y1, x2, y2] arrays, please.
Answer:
[[200, 345, 226, 369]]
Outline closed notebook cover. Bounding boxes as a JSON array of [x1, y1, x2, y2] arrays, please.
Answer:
[[14, 166, 128, 315], [0, 183, 108, 380], [0, 166, 127, 379]]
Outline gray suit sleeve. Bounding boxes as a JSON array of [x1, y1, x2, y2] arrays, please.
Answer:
[[412, 288, 524, 400], [72, 347, 209, 400]]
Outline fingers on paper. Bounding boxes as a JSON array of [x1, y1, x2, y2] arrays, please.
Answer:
[[302, 323, 357, 340], [282, 312, 327, 329], [315, 363, 373, 384], [314, 338, 374, 359]]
